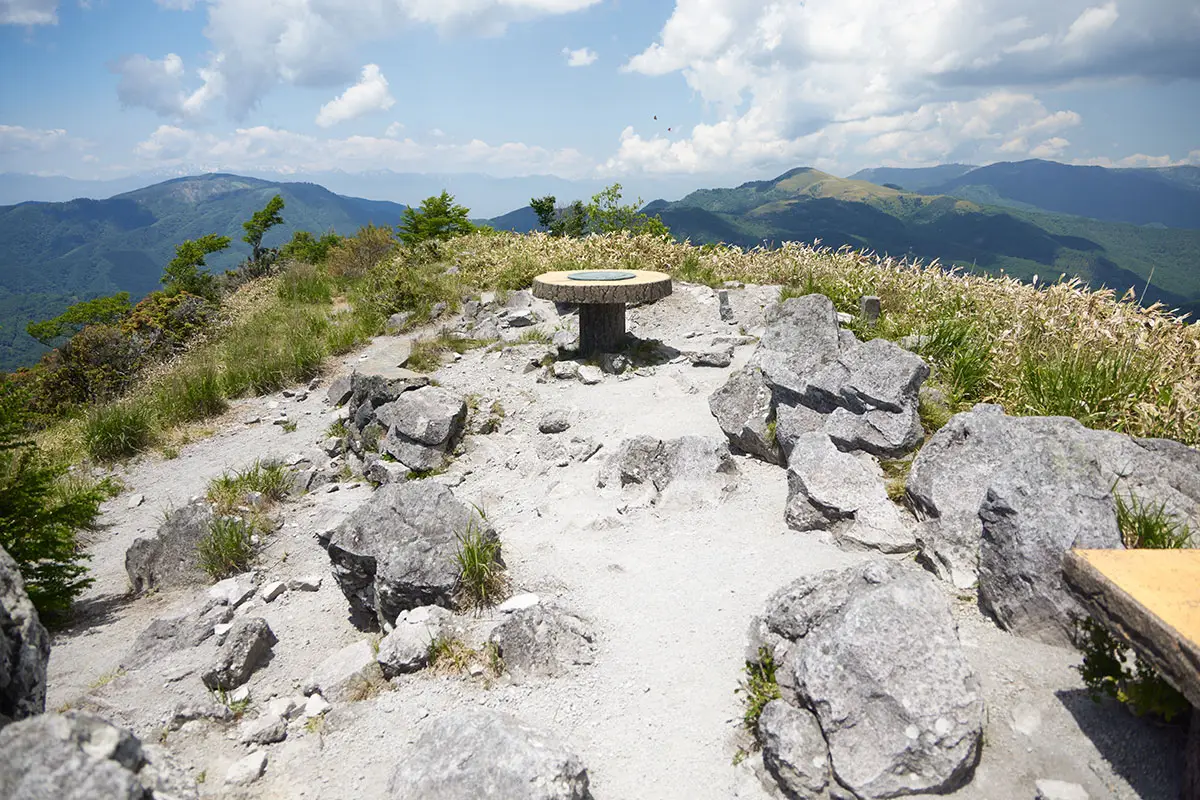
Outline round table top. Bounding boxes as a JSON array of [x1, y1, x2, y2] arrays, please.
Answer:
[[531, 269, 673, 305]]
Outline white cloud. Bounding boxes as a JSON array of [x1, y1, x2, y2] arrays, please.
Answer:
[[132, 124, 593, 178], [0, 0, 57, 24], [562, 46, 597, 67], [1029, 137, 1071, 158], [315, 64, 395, 128], [608, 0, 1200, 176], [1063, 2, 1119, 46], [1072, 151, 1200, 168], [109, 53, 223, 121], [143, 0, 602, 119], [385, 121, 405, 137], [0, 124, 94, 173]]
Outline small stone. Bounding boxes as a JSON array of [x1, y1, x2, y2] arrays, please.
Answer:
[[126, 493, 145, 509], [538, 410, 571, 434], [1035, 779, 1090, 800], [468, 663, 485, 677], [551, 362, 579, 380], [225, 751, 268, 787], [267, 696, 303, 719], [240, 713, 287, 744], [244, 417, 262, 426], [230, 685, 250, 704], [208, 574, 257, 608], [261, 581, 286, 602], [304, 694, 331, 718], [859, 295, 881, 325], [282, 389, 296, 398], [578, 366, 603, 385], [213, 623, 232, 644], [272, 416, 291, 426], [288, 575, 322, 592], [308, 378, 321, 391], [690, 346, 734, 368], [322, 437, 345, 457], [497, 593, 540, 613]]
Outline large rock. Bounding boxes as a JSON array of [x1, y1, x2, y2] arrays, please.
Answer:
[[388, 707, 592, 800], [303, 640, 385, 702], [345, 372, 431, 432], [378, 386, 468, 471], [708, 365, 784, 465], [376, 605, 455, 677], [322, 481, 499, 628], [120, 599, 232, 671], [753, 561, 984, 799], [754, 294, 844, 402], [200, 617, 276, 691], [0, 711, 196, 800], [907, 405, 1198, 589], [785, 433, 916, 554], [124, 499, 214, 594], [0, 546, 49, 729], [487, 604, 597, 680], [757, 699, 834, 800], [597, 435, 739, 509]]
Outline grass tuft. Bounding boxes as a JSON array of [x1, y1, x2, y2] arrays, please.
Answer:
[[207, 460, 290, 513], [196, 517, 256, 580], [736, 645, 782, 744], [453, 512, 505, 610], [83, 402, 156, 462]]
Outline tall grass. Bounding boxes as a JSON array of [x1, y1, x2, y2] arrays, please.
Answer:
[[453, 514, 505, 610], [83, 402, 155, 462], [197, 516, 256, 580], [207, 459, 291, 513], [918, 317, 996, 406]]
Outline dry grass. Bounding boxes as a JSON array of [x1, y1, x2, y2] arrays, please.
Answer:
[[444, 231, 1199, 444]]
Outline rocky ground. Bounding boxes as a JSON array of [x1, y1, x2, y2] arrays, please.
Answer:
[[4, 280, 1192, 799]]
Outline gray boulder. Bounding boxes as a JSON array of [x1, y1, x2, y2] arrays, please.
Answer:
[[303, 639, 385, 702], [755, 294, 844, 402], [488, 604, 597, 680], [538, 409, 572, 434], [785, 433, 916, 554], [708, 365, 784, 465], [120, 599, 233, 670], [323, 481, 499, 628], [378, 386, 468, 471], [754, 561, 984, 799], [388, 707, 592, 800], [124, 499, 214, 594], [200, 617, 276, 691], [346, 372, 431, 432], [597, 435, 739, 508], [0, 711, 196, 800], [0, 546, 49, 729], [758, 699, 833, 800], [376, 605, 455, 676]]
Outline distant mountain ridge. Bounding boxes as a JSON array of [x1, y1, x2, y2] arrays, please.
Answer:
[[0, 173, 408, 372]]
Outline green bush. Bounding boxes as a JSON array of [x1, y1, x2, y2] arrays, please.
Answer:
[[0, 381, 103, 622], [327, 223, 396, 278], [280, 230, 343, 265], [26, 293, 133, 346], [122, 291, 213, 356], [83, 402, 155, 462], [736, 645, 782, 742], [162, 234, 230, 300], [197, 517, 256, 580], [359, 255, 461, 323], [397, 191, 475, 247]]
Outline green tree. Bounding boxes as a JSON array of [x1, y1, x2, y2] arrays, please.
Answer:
[[397, 191, 476, 247], [163, 234, 231, 299], [280, 229, 343, 265], [529, 184, 669, 239], [242, 194, 286, 264], [0, 380, 104, 622], [530, 196, 587, 237], [26, 293, 132, 346]]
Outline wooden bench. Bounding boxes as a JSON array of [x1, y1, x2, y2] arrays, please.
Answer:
[[1063, 549, 1200, 800]]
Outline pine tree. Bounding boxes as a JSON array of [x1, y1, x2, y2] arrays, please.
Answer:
[[397, 191, 475, 246]]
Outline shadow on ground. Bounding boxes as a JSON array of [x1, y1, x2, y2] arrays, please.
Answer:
[[1055, 688, 1187, 799], [54, 591, 138, 640]]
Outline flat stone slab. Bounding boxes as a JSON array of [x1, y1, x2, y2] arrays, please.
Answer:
[[1063, 548, 1200, 708], [532, 270, 672, 305]]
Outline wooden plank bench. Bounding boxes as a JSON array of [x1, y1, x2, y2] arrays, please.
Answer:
[[1063, 549, 1200, 800]]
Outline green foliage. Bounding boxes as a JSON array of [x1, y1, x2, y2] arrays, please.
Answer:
[[1017, 338, 1160, 432], [122, 291, 213, 356], [151, 363, 227, 426], [397, 191, 475, 247], [529, 183, 670, 240], [326, 223, 397, 278], [918, 386, 954, 434], [407, 332, 493, 373], [26, 293, 133, 346], [32, 323, 145, 410], [83, 401, 155, 462], [163, 234, 231, 300], [918, 318, 995, 405], [453, 514, 505, 610], [277, 263, 333, 305], [358, 255, 460, 322], [672, 252, 723, 287], [1113, 488, 1192, 551], [280, 230, 343, 265], [0, 382, 102, 622], [197, 516, 256, 580], [530, 196, 587, 238], [207, 460, 290, 514], [735, 645, 782, 743], [242, 194, 286, 264]]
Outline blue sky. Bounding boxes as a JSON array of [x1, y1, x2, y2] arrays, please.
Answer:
[[1, 0, 1198, 194]]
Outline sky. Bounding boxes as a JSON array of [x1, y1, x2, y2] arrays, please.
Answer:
[[1, 0, 1198, 198]]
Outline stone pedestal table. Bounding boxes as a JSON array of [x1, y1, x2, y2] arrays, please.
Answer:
[[532, 269, 672, 356]]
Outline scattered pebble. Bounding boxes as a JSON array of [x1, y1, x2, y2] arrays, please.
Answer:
[[126, 493, 145, 509], [261, 581, 286, 602], [225, 751, 268, 787]]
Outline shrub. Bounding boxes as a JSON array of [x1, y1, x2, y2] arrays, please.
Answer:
[[122, 291, 213, 356], [281, 230, 343, 265], [33, 324, 145, 411], [735, 645, 782, 743], [327, 223, 397, 278], [358, 255, 461, 322], [162, 234, 230, 300], [83, 401, 155, 462], [26, 293, 133, 346], [0, 382, 103, 622], [453, 513, 505, 610], [196, 516, 256, 580]]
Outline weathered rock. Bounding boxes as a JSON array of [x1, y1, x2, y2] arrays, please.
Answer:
[[200, 617, 277, 691], [239, 713, 287, 744], [578, 365, 603, 385], [120, 600, 233, 671], [376, 605, 454, 677], [288, 575, 322, 592], [488, 604, 596, 680], [784, 433, 916, 554], [1035, 779, 1090, 800], [305, 640, 385, 702], [756, 561, 984, 799], [384, 311, 413, 334], [345, 372, 431, 432], [378, 387, 467, 472], [498, 593, 540, 613], [166, 701, 233, 730], [0, 711, 196, 799], [388, 707, 591, 800], [207, 573, 257, 608], [539, 409, 572, 434], [755, 294, 844, 402], [690, 346, 734, 368], [0, 546, 49, 729], [323, 481, 500, 628], [506, 308, 538, 327], [552, 362, 580, 381], [326, 374, 353, 407], [598, 435, 739, 508], [363, 454, 409, 486], [821, 404, 924, 460], [708, 365, 784, 465], [978, 439, 1124, 647], [304, 693, 332, 718], [758, 699, 833, 800], [124, 499, 214, 594], [225, 751, 267, 787]]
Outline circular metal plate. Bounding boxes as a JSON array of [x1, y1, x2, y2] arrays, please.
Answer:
[[566, 270, 637, 282]]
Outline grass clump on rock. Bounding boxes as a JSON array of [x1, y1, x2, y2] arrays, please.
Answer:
[[453, 513, 506, 610], [206, 460, 290, 514], [196, 516, 256, 580], [736, 645, 782, 742], [83, 402, 156, 462]]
